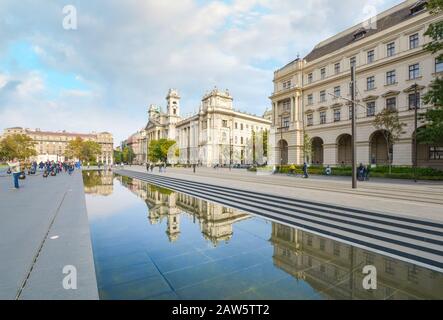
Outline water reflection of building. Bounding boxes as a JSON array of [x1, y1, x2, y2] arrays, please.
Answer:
[[270, 222, 443, 300], [83, 171, 114, 196], [119, 177, 250, 245]]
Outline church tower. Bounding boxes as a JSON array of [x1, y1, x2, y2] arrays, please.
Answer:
[[166, 89, 180, 117]]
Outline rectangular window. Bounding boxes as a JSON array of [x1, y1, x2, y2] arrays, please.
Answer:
[[367, 101, 376, 117], [436, 57, 443, 73], [334, 63, 340, 74], [333, 243, 340, 256], [387, 42, 395, 57], [308, 73, 313, 84], [334, 86, 341, 97], [283, 80, 292, 89], [320, 90, 326, 102], [333, 109, 341, 122], [367, 50, 375, 63], [409, 93, 420, 110], [319, 239, 325, 251], [320, 111, 326, 124], [240, 123, 244, 130], [283, 117, 290, 128], [409, 33, 419, 49], [235, 122, 238, 129], [350, 56, 356, 67], [409, 63, 420, 80], [320, 68, 326, 79], [282, 100, 291, 110], [241, 137, 244, 144], [430, 146, 443, 160], [367, 76, 375, 90], [307, 114, 313, 126], [307, 94, 313, 105], [386, 97, 396, 111], [386, 70, 396, 85], [222, 120, 228, 128]]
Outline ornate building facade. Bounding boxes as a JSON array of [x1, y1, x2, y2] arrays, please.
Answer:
[[125, 88, 271, 166], [1, 127, 114, 164], [270, 0, 443, 169]]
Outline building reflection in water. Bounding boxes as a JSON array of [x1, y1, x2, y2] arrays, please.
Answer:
[[82, 170, 114, 196], [115, 174, 443, 300], [117, 176, 250, 245], [270, 223, 443, 300]]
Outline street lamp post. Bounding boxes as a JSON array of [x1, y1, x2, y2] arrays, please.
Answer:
[[414, 83, 418, 183], [351, 65, 357, 189]]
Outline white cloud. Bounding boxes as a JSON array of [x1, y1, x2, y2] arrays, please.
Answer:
[[0, 0, 403, 144]]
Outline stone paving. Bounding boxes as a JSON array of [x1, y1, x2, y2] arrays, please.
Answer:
[[0, 169, 98, 300], [123, 166, 443, 221]]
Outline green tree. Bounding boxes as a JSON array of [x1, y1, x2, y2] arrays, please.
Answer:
[[113, 149, 123, 164], [0, 134, 37, 161], [122, 146, 135, 164], [65, 138, 101, 162], [82, 140, 102, 162], [374, 108, 407, 173], [65, 137, 84, 160], [303, 133, 312, 163], [148, 139, 176, 163], [419, 0, 443, 145]]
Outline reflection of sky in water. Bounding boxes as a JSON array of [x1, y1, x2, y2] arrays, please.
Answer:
[[83, 173, 443, 300]]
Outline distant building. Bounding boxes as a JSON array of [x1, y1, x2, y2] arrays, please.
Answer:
[[125, 88, 271, 166], [269, 0, 443, 169], [1, 127, 113, 164]]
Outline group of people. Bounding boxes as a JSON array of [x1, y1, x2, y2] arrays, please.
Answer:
[[146, 163, 167, 173], [6, 159, 79, 189]]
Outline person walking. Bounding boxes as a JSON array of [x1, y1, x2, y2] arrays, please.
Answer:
[[7, 159, 21, 189], [365, 164, 371, 181], [303, 162, 309, 178]]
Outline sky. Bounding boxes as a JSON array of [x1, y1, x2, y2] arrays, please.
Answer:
[[0, 0, 403, 145]]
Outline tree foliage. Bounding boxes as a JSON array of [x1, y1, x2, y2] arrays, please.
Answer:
[[374, 108, 407, 173], [65, 137, 102, 162], [0, 134, 37, 161], [303, 133, 312, 162], [148, 139, 176, 163], [419, 0, 443, 145], [122, 146, 135, 164]]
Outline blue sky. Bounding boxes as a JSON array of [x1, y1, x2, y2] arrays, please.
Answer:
[[0, 0, 403, 145]]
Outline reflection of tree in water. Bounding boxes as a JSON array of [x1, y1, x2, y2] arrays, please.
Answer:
[[148, 184, 173, 196], [82, 170, 114, 196]]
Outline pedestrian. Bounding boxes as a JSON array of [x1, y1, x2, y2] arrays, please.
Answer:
[[365, 164, 371, 181], [7, 159, 21, 189], [146, 162, 150, 172], [357, 163, 365, 181], [303, 162, 309, 178], [325, 165, 332, 176]]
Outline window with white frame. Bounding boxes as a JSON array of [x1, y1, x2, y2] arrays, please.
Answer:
[[334, 86, 341, 97], [387, 42, 395, 57], [320, 90, 326, 102], [409, 33, 419, 49], [307, 114, 313, 126], [307, 94, 313, 105], [334, 63, 340, 74], [367, 50, 375, 64], [283, 117, 290, 128], [408, 92, 420, 110], [367, 101, 376, 117], [386, 70, 396, 85], [409, 63, 420, 80], [308, 73, 313, 83], [320, 68, 326, 79], [367, 76, 375, 90], [320, 111, 326, 124], [436, 57, 443, 73], [350, 56, 356, 67], [333, 109, 341, 122], [386, 97, 396, 111]]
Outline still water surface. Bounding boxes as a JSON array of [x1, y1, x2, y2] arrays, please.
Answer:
[[83, 171, 443, 300]]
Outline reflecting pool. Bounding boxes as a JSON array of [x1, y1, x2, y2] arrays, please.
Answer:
[[83, 171, 443, 300]]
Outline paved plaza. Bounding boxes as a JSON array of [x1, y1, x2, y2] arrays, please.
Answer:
[[0, 169, 98, 300], [122, 166, 443, 221]]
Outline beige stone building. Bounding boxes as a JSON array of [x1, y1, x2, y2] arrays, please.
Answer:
[[270, 0, 443, 169], [176, 88, 271, 166], [125, 88, 271, 166], [1, 127, 114, 164]]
